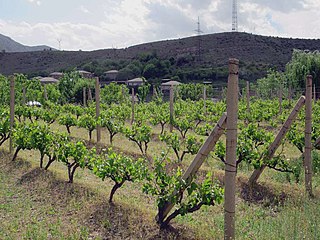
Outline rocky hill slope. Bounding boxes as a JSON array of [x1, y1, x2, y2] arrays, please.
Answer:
[[0, 32, 320, 81]]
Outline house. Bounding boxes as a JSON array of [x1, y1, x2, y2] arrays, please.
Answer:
[[126, 77, 145, 87], [161, 80, 181, 91], [39, 77, 59, 84], [104, 70, 119, 81], [49, 72, 64, 79], [77, 70, 93, 78]]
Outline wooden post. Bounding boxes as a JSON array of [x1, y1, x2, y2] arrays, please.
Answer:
[[95, 77, 101, 143], [279, 85, 283, 114], [203, 85, 207, 115], [153, 85, 157, 98], [157, 113, 227, 223], [43, 84, 48, 101], [246, 81, 250, 119], [169, 84, 174, 132], [224, 58, 239, 240], [248, 96, 306, 185], [131, 88, 135, 125], [305, 75, 313, 197], [88, 87, 92, 101], [83, 87, 86, 107], [9, 76, 15, 153]]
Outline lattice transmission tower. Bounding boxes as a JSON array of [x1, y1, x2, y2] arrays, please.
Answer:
[[195, 16, 203, 62], [232, 0, 238, 32]]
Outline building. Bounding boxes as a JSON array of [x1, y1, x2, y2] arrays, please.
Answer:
[[49, 72, 64, 79], [126, 77, 145, 87], [39, 77, 59, 84]]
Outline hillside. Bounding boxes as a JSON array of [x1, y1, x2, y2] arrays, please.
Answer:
[[1, 32, 320, 81], [0, 33, 53, 53]]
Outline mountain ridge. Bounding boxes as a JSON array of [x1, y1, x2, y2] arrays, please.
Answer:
[[0, 33, 54, 52], [1, 32, 320, 81]]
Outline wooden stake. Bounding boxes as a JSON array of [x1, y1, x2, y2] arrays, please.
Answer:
[[169, 84, 174, 132], [131, 88, 135, 125], [83, 87, 86, 107], [43, 84, 48, 101], [22, 87, 26, 105], [9, 76, 15, 153], [248, 96, 306, 185], [305, 75, 313, 197], [224, 58, 239, 240], [95, 77, 101, 143], [246, 81, 250, 122], [88, 87, 92, 101], [157, 113, 227, 223]]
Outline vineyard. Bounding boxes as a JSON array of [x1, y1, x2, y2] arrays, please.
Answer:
[[1, 55, 320, 239]]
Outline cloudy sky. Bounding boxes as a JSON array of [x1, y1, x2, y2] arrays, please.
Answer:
[[0, 0, 319, 51]]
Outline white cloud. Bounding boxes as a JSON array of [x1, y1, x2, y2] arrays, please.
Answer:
[[1, 0, 320, 50], [79, 5, 90, 14], [27, 0, 41, 6]]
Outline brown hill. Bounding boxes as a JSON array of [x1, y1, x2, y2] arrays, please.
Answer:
[[1, 32, 320, 80]]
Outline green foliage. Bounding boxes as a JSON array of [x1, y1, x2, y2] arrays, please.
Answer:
[[90, 148, 149, 203], [123, 123, 151, 155], [0, 111, 10, 146], [257, 70, 286, 99], [73, 78, 95, 104], [58, 113, 77, 134], [160, 132, 203, 162], [286, 49, 320, 90], [98, 108, 125, 144], [137, 79, 150, 103], [78, 114, 97, 141], [143, 155, 223, 228], [56, 140, 89, 183], [100, 83, 129, 105]]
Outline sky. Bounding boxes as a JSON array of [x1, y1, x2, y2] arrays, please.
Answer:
[[0, 0, 319, 51]]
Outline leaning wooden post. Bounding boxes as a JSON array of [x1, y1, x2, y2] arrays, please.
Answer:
[[83, 87, 87, 107], [95, 77, 101, 143], [9, 76, 15, 153], [169, 84, 174, 132], [203, 85, 207, 115], [248, 96, 306, 185], [224, 58, 239, 240], [305, 75, 313, 197], [131, 88, 135, 125], [157, 113, 227, 223], [279, 85, 283, 114]]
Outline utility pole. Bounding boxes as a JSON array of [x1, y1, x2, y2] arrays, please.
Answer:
[[232, 0, 238, 32]]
